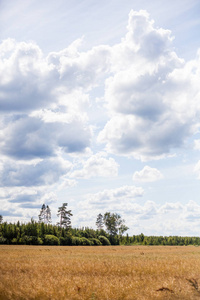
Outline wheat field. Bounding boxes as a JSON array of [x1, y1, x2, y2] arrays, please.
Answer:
[[0, 245, 200, 299]]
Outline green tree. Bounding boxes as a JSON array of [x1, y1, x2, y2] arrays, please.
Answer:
[[103, 212, 118, 236], [57, 203, 73, 229], [38, 204, 52, 224], [38, 204, 46, 223], [0, 215, 3, 224], [96, 213, 104, 230], [46, 205, 52, 224], [103, 212, 128, 237]]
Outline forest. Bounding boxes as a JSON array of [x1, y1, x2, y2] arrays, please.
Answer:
[[1, 203, 200, 246]]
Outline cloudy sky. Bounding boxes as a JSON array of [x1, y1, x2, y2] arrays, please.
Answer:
[[1, 0, 200, 236]]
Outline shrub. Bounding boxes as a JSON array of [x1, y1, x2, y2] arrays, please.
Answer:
[[20, 235, 32, 245], [19, 235, 43, 245], [98, 236, 111, 246], [71, 236, 92, 246], [89, 238, 102, 246], [44, 234, 59, 245], [71, 237, 81, 245], [0, 236, 7, 244], [11, 238, 18, 244], [31, 236, 42, 245], [109, 235, 120, 245], [37, 237, 43, 245], [79, 237, 91, 246], [59, 236, 72, 246]]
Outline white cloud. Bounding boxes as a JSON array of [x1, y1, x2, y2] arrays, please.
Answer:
[[84, 185, 144, 208], [57, 178, 77, 190], [194, 160, 200, 179], [70, 152, 119, 179], [98, 10, 200, 160], [0, 115, 92, 159], [194, 139, 200, 151], [74, 198, 200, 235], [1, 7, 200, 234], [0, 186, 58, 222], [133, 165, 163, 182], [0, 157, 72, 187]]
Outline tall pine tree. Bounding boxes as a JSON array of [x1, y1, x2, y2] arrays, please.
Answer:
[[57, 203, 73, 229], [96, 213, 104, 230], [38, 204, 52, 224]]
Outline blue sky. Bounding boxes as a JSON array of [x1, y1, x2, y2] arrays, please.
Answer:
[[1, 0, 200, 236]]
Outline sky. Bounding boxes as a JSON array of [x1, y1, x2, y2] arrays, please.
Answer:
[[1, 0, 200, 236]]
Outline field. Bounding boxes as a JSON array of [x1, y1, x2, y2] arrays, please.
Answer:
[[1, 245, 200, 299]]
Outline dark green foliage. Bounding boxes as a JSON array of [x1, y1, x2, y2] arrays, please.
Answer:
[[109, 235, 120, 245], [71, 237, 81, 245], [59, 236, 72, 246], [71, 236, 92, 246], [1, 218, 200, 246], [44, 234, 59, 245], [0, 236, 7, 244], [79, 237, 92, 246], [126, 234, 200, 246], [19, 235, 43, 245], [89, 238, 102, 246], [98, 235, 111, 246]]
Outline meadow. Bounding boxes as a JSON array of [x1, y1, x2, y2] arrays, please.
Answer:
[[0, 245, 200, 300]]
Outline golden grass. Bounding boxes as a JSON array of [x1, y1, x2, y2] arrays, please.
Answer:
[[1, 245, 200, 299]]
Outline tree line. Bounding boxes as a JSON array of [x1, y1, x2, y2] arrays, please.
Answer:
[[0, 204, 200, 246], [0, 203, 128, 245]]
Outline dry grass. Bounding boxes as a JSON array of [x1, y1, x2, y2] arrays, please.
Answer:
[[1, 245, 200, 299]]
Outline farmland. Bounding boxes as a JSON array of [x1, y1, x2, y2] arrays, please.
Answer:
[[1, 245, 200, 299]]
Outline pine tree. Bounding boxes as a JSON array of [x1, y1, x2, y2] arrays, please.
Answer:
[[96, 213, 104, 230], [38, 204, 52, 224], [46, 205, 52, 224], [38, 204, 46, 223], [57, 203, 73, 229], [0, 215, 3, 224]]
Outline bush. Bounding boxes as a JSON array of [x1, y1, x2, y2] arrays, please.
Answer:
[[59, 236, 72, 246], [71, 237, 81, 245], [37, 237, 43, 245], [19, 235, 43, 245], [20, 235, 33, 245], [98, 236, 111, 246], [11, 238, 18, 244], [0, 236, 7, 244], [71, 236, 92, 246], [79, 237, 91, 246], [89, 238, 102, 246], [44, 235, 59, 245], [109, 235, 120, 245], [31, 236, 43, 245]]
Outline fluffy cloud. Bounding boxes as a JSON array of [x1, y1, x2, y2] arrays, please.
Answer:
[[98, 10, 200, 160], [0, 115, 91, 159], [70, 152, 119, 179], [0, 39, 56, 112], [0, 186, 58, 220], [0, 157, 72, 187], [0, 38, 110, 113], [76, 196, 200, 235], [133, 165, 163, 182], [83, 185, 144, 208], [1, 8, 200, 229], [194, 160, 200, 179], [194, 139, 200, 151]]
